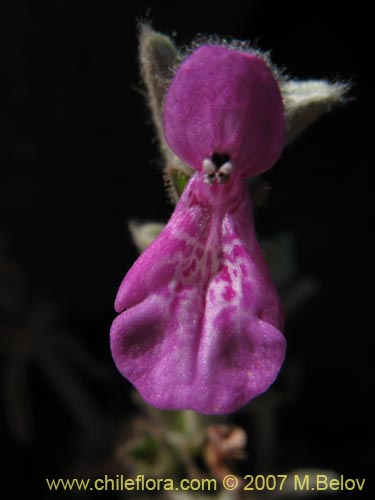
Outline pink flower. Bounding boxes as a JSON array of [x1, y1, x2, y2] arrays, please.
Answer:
[[110, 45, 286, 414]]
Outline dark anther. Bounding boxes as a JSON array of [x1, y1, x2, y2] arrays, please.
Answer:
[[211, 152, 230, 168]]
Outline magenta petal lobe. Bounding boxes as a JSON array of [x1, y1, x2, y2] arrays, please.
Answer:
[[110, 176, 286, 414], [163, 45, 285, 177]]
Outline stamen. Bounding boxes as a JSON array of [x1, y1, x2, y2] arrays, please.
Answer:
[[203, 158, 216, 174], [203, 156, 234, 185], [219, 162, 233, 175]]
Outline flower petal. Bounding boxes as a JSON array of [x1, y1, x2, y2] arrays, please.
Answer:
[[163, 45, 285, 177], [111, 175, 285, 414]]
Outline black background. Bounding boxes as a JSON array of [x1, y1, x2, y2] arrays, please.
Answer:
[[1, 1, 371, 498]]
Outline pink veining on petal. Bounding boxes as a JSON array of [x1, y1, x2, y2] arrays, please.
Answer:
[[222, 285, 236, 302], [111, 175, 286, 415]]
